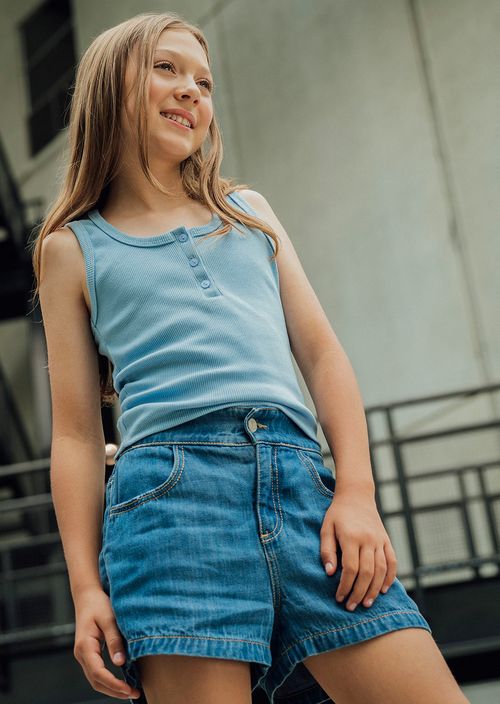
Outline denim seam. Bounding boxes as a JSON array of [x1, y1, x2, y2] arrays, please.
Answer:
[[295, 449, 334, 499], [262, 445, 285, 543], [279, 609, 427, 657], [272, 445, 284, 537], [127, 632, 270, 648], [256, 445, 280, 610], [120, 439, 322, 453], [109, 445, 185, 517]]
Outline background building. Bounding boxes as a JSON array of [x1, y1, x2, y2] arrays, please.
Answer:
[[0, 1, 499, 702]]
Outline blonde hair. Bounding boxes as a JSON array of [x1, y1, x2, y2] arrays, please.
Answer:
[[29, 11, 280, 406]]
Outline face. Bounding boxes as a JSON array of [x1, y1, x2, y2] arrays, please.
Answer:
[[122, 29, 214, 165]]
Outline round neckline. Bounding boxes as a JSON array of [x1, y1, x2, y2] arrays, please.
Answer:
[[87, 207, 223, 247]]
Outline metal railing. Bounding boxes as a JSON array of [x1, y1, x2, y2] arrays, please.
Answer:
[[363, 382, 500, 615], [0, 383, 499, 681]]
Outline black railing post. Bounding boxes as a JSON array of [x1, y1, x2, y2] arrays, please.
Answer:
[[385, 407, 428, 612], [477, 465, 500, 557], [457, 470, 481, 579]]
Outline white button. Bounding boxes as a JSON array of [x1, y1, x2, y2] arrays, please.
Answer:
[[248, 418, 258, 432]]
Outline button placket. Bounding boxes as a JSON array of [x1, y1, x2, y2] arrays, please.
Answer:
[[175, 228, 221, 297]]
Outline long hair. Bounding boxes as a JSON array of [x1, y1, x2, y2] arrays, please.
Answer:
[[29, 11, 280, 406]]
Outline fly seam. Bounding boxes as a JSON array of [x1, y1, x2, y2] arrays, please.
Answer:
[[273, 445, 284, 530], [256, 443, 263, 535], [263, 445, 284, 541], [256, 445, 278, 609]]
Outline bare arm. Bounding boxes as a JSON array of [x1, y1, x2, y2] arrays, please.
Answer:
[[39, 228, 158, 700], [240, 189, 375, 496], [39, 227, 107, 601], [239, 190, 397, 613]]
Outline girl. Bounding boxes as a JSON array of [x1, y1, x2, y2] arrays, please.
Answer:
[[33, 11, 469, 704]]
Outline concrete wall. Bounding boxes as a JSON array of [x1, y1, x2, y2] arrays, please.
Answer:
[[0, 0, 499, 698], [1, 0, 498, 453]]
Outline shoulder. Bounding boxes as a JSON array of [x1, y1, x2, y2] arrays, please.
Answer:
[[234, 188, 270, 215], [41, 226, 82, 270], [39, 226, 88, 306], [234, 188, 293, 252], [41, 225, 84, 273], [42, 225, 84, 253], [234, 188, 283, 232]]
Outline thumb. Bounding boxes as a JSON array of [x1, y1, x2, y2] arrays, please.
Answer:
[[321, 520, 338, 576]]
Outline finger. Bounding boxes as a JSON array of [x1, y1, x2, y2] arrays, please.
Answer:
[[335, 540, 359, 603], [82, 631, 140, 699], [320, 515, 338, 576], [87, 648, 141, 699], [361, 546, 387, 607], [381, 541, 398, 593], [345, 544, 375, 611], [79, 655, 132, 700]]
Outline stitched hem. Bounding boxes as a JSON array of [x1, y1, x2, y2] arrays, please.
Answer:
[[119, 633, 272, 704], [263, 609, 433, 703]]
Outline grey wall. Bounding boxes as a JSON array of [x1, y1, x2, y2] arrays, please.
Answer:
[[1, 1, 499, 699], [1, 0, 498, 477]]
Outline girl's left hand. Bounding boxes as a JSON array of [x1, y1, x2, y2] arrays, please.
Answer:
[[320, 489, 398, 611]]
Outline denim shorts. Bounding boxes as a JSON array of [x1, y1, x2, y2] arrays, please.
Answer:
[[98, 405, 432, 703]]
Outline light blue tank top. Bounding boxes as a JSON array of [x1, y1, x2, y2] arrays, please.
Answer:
[[66, 190, 318, 460]]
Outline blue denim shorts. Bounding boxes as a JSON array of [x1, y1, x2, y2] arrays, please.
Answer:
[[98, 405, 432, 703]]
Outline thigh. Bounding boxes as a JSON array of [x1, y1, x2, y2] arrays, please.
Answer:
[[138, 654, 252, 704], [302, 627, 470, 704], [102, 441, 275, 649], [100, 440, 275, 701]]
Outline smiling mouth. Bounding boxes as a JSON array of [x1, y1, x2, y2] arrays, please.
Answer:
[[160, 113, 193, 130]]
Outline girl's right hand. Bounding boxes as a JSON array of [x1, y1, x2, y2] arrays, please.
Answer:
[[73, 585, 141, 700]]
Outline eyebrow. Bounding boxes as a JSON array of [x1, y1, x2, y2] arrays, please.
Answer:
[[153, 48, 213, 77]]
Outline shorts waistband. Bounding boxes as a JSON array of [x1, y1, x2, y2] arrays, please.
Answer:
[[126, 405, 322, 453]]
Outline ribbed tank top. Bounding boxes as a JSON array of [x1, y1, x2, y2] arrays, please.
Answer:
[[66, 190, 318, 460]]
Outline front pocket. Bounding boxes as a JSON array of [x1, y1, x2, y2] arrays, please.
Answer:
[[109, 443, 184, 517], [295, 448, 335, 498]]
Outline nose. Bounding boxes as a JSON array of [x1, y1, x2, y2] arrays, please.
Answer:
[[174, 78, 201, 102]]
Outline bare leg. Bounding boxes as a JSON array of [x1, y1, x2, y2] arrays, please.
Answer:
[[136, 654, 252, 704], [303, 628, 470, 704]]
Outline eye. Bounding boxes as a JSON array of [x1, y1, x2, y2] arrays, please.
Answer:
[[199, 79, 214, 92], [154, 61, 214, 92], [155, 60, 175, 72]]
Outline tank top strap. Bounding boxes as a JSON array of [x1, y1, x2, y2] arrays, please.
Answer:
[[226, 190, 276, 256], [226, 189, 259, 216]]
